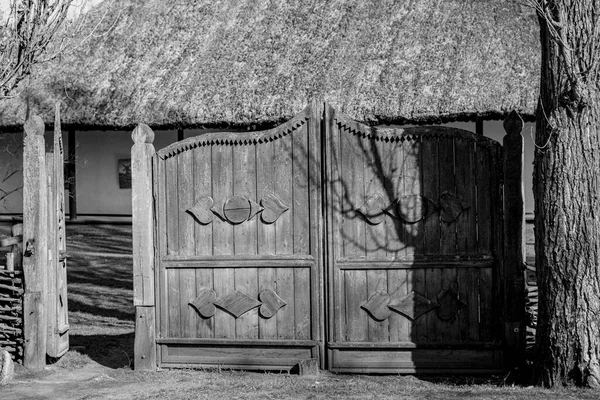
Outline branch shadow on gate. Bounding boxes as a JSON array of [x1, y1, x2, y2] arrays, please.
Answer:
[[290, 111, 494, 372]]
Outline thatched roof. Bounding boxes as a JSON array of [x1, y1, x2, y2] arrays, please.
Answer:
[[0, 0, 540, 130]]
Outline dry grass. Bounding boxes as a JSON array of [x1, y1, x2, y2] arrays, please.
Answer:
[[3, 222, 600, 399]]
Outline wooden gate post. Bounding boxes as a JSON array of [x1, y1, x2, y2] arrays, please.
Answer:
[[22, 115, 49, 370], [132, 124, 156, 370], [502, 110, 526, 370]]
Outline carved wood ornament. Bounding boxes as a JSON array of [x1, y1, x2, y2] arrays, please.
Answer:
[[355, 192, 469, 225], [189, 288, 287, 319], [186, 193, 289, 225]]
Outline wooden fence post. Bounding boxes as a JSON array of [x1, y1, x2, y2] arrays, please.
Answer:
[[132, 123, 156, 370], [22, 115, 48, 370], [502, 110, 526, 370]]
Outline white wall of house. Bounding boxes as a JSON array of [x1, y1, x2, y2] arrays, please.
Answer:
[[0, 120, 536, 216]]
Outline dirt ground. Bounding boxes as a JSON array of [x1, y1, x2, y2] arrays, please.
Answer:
[[3, 222, 597, 400]]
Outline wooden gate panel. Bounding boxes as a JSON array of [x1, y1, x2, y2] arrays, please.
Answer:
[[326, 105, 504, 372], [154, 104, 321, 368]]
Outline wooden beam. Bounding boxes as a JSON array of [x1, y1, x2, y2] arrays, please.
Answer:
[[131, 123, 157, 370], [68, 129, 77, 220], [476, 118, 484, 136], [502, 110, 526, 370], [22, 115, 48, 370], [177, 127, 184, 142]]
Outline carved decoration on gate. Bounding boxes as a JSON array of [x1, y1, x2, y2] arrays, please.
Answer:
[[189, 287, 287, 319], [354, 192, 469, 225], [186, 193, 289, 225], [360, 290, 440, 322], [361, 288, 465, 322]]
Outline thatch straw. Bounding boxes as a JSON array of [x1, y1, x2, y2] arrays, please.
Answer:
[[0, 0, 540, 130]]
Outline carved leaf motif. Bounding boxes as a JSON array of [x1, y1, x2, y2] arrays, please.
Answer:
[[388, 291, 439, 321], [189, 287, 217, 318], [223, 196, 251, 224], [186, 196, 214, 225], [258, 289, 287, 319], [436, 289, 467, 321], [439, 191, 469, 223], [211, 202, 226, 221], [355, 194, 386, 225], [260, 193, 289, 224], [214, 291, 261, 318], [360, 291, 391, 321], [248, 199, 264, 220], [384, 195, 438, 223]]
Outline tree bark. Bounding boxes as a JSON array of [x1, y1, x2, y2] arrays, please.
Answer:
[[534, 0, 600, 388]]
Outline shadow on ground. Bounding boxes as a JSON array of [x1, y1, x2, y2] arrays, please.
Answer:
[[64, 223, 135, 370], [67, 333, 134, 369]]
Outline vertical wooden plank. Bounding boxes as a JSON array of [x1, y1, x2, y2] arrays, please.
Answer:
[[165, 153, 181, 338], [367, 269, 388, 342], [440, 267, 459, 342], [54, 108, 69, 357], [134, 307, 156, 370], [384, 139, 405, 257], [257, 140, 277, 340], [401, 138, 422, 256], [325, 104, 342, 361], [344, 270, 368, 341], [458, 268, 479, 341], [479, 267, 494, 342], [476, 142, 493, 343], [439, 137, 456, 254], [426, 267, 442, 342], [342, 130, 366, 259], [411, 268, 427, 342], [476, 144, 492, 255], [212, 144, 235, 338], [293, 128, 311, 340], [275, 134, 295, 339], [503, 111, 526, 368], [165, 154, 180, 256], [454, 139, 477, 254], [193, 144, 214, 338], [490, 144, 505, 343], [421, 137, 440, 255], [22, 115, 48, 370], [45, 152, 58, 358], [363, 138, 388, 258], [177, 150, 196, 338], [132, 124, 156, 306], [155, 156, 167, 366], [387, 269, 407, 342], [233, 143, 258, 339], [306, 101, 323, 362]]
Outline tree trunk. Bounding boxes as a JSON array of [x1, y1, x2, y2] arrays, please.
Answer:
[[534, 0, 600, 388]]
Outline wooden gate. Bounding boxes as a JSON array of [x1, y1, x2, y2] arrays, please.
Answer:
[[132, 102, 524, 372], [324, 105, 523, 373], [22, 105, 69, 369]]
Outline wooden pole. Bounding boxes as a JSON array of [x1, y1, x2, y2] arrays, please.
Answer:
[[132, 123, 156, 370], [476, 118, 484, 136], [22, 115, 48, 370], [502, 110, 526, 370]]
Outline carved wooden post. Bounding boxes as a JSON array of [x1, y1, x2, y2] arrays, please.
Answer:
[[22, 115, 48, 370], [502, 110, 526, 370], [132, 123, 156, 370]]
